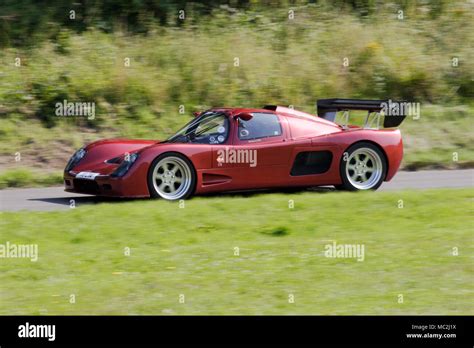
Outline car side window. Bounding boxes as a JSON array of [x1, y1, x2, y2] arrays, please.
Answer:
[[238, 113, 282, 141], [194, 114, 229, 144]]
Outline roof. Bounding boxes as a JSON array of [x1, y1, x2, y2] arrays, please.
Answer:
[[209, 106, 339, 127]]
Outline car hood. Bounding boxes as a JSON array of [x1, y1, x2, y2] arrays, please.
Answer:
[[71, 138, 158, 175]]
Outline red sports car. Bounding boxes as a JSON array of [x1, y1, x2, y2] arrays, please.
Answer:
[[64, 99, 405, 200]]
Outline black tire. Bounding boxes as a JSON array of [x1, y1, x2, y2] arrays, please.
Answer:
[[339, 142, 387, 191], [147, 152, 197, 200]]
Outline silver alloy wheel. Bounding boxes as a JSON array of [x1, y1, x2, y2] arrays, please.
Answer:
[[152, 156, 192, 200], [345, 148, 383, 190]]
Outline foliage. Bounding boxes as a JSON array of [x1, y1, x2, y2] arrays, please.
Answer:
[[0, 2, 472, 176]]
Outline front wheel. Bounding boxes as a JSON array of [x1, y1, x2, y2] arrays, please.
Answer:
[[147, 153, 196, 200], [339, 142, 387, 191]]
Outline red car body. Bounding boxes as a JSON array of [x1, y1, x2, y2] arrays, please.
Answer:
[[64, 105, 403, 198]]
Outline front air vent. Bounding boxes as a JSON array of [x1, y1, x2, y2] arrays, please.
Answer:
[[73, 179, 100, 194]]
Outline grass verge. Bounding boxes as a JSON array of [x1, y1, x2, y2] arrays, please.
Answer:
[[0, 188, 472, 315], [0, 169, 63, 189]]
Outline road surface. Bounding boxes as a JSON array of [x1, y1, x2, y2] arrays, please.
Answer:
[[0, 169, 472, 212]]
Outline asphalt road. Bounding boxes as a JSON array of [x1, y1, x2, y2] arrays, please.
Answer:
[[0, 169, 472, 212]]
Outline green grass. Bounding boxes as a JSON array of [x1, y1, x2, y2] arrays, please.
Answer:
[[0, 169, 63, 189], [0, 188, 472, 315]]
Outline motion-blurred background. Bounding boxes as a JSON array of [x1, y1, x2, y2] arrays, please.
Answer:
[[0, 0, 473, 187], [1, 1, 473, 316]]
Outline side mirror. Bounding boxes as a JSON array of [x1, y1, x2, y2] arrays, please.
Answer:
[[235, 112, 253, 121], [193, 111, 202, 118]]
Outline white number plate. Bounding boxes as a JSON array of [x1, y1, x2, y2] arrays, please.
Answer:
[[76, 172, 100, 180]]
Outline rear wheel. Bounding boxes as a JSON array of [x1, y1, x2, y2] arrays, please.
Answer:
[[148, 153, 196, 200], [339, 142, 387, 191]]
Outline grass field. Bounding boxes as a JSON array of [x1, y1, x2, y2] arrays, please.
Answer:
[[0, 188, 472, 315]]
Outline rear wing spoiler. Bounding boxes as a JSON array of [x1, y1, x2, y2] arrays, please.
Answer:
[[316, 99, 406, 128]]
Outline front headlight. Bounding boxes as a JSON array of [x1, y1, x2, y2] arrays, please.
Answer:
[[65, 148, 86, 172], [110, 153, 139, 178]]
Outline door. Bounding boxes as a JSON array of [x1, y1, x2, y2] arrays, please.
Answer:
[[229, 112, 292, 189]]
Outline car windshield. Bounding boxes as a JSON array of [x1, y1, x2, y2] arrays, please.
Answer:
[[166, 111, 230, 144]]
